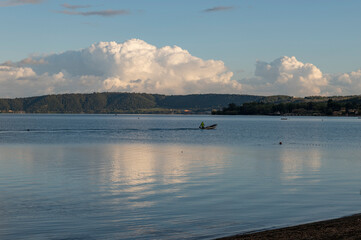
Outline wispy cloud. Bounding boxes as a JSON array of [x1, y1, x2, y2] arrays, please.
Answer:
[[203, 6, 235, 13], [59, 9, 130, 17], [61, 3, 91, 10], [0, 0, 44, 7]]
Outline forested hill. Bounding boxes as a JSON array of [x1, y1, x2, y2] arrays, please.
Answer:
[[215, 95, 361, 116], [0, 92, 262, 114]]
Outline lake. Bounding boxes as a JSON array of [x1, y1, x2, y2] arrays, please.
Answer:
[[0, 114, 361, 239]]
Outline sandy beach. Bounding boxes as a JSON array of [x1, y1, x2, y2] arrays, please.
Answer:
[[217, 214, 361, 240]]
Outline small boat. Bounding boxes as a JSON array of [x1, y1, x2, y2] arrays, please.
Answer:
[[199, 124, 217, 130], [281, 117, 288, 120]]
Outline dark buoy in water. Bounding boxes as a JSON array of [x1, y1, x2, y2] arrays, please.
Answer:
[[27, 129, 30, 131], [279, 141, 282, 145]]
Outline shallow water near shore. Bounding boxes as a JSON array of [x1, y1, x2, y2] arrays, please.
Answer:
[[1, 114, 361, 239]]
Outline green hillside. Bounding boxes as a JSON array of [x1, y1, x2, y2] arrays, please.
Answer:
[[0, 92, 262, 114]]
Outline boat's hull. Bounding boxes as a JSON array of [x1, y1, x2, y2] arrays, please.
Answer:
[[199, 124, 217, 130]]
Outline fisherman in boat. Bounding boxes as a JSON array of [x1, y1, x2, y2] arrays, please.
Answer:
[[200, 121, 205, 129]]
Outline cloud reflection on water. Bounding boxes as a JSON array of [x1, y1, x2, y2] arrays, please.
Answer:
[[97, 143, 228, 209], [280, 148, 321, 175], [2, 142, 361, 239]]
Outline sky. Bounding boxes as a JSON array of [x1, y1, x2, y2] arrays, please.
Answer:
[[1, 0, 361, 98]]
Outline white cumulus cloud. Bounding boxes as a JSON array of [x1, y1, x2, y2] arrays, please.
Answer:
[[0, 39, 240, 97], [325, 70, 361, 96], [0, 65, 35, 80], [241, 56, 330, 97], [241, 56, 361, 97], [3, 41, 361, 98]]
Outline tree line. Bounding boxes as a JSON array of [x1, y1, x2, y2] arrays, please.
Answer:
[[213, 98, 361, 116], [0, 92, 261, 114]]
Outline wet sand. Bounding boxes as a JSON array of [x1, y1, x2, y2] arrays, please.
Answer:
[[217, 214, 361, 240]]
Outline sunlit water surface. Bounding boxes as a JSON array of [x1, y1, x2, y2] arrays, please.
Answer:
[[1, 114, 361, 239]]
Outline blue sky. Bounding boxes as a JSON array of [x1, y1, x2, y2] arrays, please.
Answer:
[[1, 0, 361, 97]]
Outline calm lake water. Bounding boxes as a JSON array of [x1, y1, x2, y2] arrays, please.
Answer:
[[1, 114, 361, 239]]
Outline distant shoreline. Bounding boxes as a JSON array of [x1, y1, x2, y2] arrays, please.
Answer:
[[217, 214, 361, 240], [1, 112, 361, 118], [2, 92, 361, 116]]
